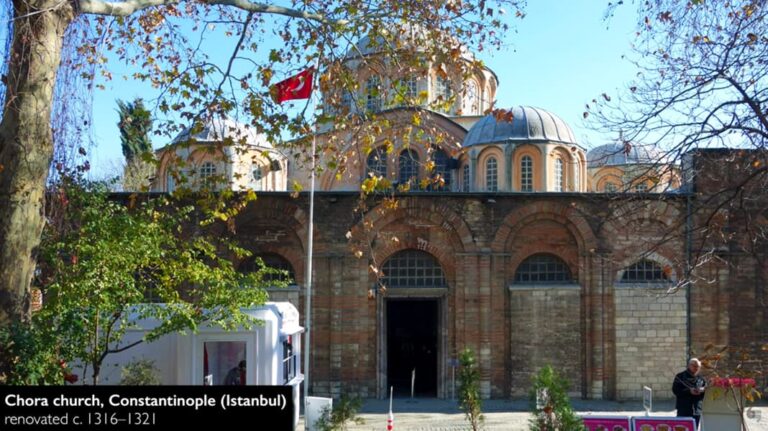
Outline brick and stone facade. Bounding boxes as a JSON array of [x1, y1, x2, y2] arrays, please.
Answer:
[[231, 151, 767, 401]]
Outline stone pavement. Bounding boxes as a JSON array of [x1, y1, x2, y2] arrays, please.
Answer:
[[297, 398, 768, 430]]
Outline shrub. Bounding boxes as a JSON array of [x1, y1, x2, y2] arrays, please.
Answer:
[[528, 365, 584, 431], [121, 359, 161, 385], [314, 395, 364, 431], [458, 348, 484, 431]]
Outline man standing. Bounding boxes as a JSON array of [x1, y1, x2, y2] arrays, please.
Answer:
[[225, 360, 246, 385], [673, 358, 706, 428]]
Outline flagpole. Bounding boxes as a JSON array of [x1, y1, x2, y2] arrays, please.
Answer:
[[304, 56, 321, 425]]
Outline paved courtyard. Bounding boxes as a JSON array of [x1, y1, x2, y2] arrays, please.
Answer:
[[298, 398, 768, 430]]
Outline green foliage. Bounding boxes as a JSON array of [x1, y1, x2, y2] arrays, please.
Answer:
[[3, 175, 276, 384], [458, 348, 484, 431], [121, 359, 162, 385], [314, 395, 365, 431], [528, 366, 584, 431]]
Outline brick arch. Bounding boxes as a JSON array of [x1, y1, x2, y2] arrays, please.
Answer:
[[236, 198, 318, 285], [601, 201, 682, 240], [360, 197, 478, 254], [510, 251, 577, 284], [492, 201, 598, 254]]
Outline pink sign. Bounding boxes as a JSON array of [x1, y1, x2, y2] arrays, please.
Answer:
[[582, 416, 631, 431], [632, 416, 697, 431]]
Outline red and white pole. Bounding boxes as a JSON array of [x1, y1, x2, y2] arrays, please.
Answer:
[[387, 386, 394, 430]]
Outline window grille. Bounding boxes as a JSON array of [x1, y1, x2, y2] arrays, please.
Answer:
[[381, 250, 446, 288], [514, 254, 573, 284]]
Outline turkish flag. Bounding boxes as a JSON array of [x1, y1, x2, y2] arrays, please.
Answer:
[[273, 68, 314, 103]]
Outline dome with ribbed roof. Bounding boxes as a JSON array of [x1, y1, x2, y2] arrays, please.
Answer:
[[587, 143, 661, 168], [171, 117, 271, 149], [463, 106, 577, 147]]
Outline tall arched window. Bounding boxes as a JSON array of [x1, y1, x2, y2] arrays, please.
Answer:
[[435, 77, 452, 113], [462, 164, 470, 191], [199, 161, 216, 186], [404, 76, 418, 101], [554, 158, 564, 192], [399, 150, 419, 184], [621, 260, 669, 283], [251, 163, 264, 191], [166, 172, 175, 192], [514, 253, 573, 284], [239, 253, 296, 284], [428, 148, 451, 190], [521, 155, 533, 192], [574, 162, 580, 192], [381, 250, 446, 288], [486, 157, 498, 192], [367, 147, 387, 178], [366, 76, 382, 112], [464, 80, 479, 114]]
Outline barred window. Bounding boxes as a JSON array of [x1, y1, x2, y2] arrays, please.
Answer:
[[635, 183, 648, 193], [514, 254, 573, 284], [367, 147, 388, 178], [554, 158, 564, 192], [405, 76, 418, 101], [427, 148, 451, 190], [486, 157, 498, 192], [462, 164, 470, 191], [366, 76, 383, 112], [382, 250, 446, 288], [621, 260, 669, 283], [199, 162, 216, 179], [399, 150, 419, 184], [521, 155, 533, 192], [239, 253, 295, 284]]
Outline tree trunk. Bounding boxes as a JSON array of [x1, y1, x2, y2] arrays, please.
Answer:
[[0, 1, 72, 328]]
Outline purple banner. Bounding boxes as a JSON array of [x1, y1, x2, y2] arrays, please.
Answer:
[[632, 416, 697, 431], [582, 416, 631, 431]]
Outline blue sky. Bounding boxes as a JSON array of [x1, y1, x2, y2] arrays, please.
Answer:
[[86, 0, 639, 177]]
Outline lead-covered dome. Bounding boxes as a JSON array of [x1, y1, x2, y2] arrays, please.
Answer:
[[587, 143, 661, 168], [463, 106, 577, 147], [171, 117, 272, 149]]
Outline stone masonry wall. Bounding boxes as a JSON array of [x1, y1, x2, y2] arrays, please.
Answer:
[[508, 287, 582, 397], [614, 286, 686, 399]]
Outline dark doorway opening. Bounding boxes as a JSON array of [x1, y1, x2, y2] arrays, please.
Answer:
[[387, 299, 438, 397]]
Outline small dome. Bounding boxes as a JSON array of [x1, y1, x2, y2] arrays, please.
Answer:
[[463, 106, 577, 147], [587, 143, 661, 168], [172, 117, 271, 149]]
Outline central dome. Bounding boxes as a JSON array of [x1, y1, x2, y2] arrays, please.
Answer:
[[171, 117, 271, 149], [463, 106, 577, 147]]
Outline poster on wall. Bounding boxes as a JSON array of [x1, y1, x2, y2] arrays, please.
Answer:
[[581, 416, 631, 431], [631, 416, 697, 431]]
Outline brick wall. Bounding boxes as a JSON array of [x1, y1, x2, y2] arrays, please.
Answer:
[[614, 286, 686, 399]]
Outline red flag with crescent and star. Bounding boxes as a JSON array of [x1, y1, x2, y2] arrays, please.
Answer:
[[273, 68, 314, 103]]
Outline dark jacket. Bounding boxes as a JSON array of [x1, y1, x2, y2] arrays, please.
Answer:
[[672, 369, 706, 416]]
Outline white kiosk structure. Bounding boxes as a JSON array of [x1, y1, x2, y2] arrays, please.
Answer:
[[95, 302, 304, 428]]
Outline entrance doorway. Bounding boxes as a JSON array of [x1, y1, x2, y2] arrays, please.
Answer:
[[386, 299, 438, 397]]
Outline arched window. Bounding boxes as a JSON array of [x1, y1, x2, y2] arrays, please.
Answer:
[[381, 250, 446, 288], [251, 164, 264, 191], [366, 76, 383, 112], [521, 155, 533, 192], [399, 150, 419, 184], [367, 147, 387, 178], [462, 164, 470, 191], [341, 90, 353, 113], [605, 182, 618, 193], [428, 148, 451, 190], [166, 172, 175, 193], [574, 162, 580, 192], [464, 80, 479, 114], [435, 77, 452, 113], [621, 260, 669, 283], [239, 253, 295, 284], [514, 254, 573, 284], [554, 158, 564, 192], [404, 76, 418, 101], [485, 157, 498, 192], [635, 183, 648, 193]]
